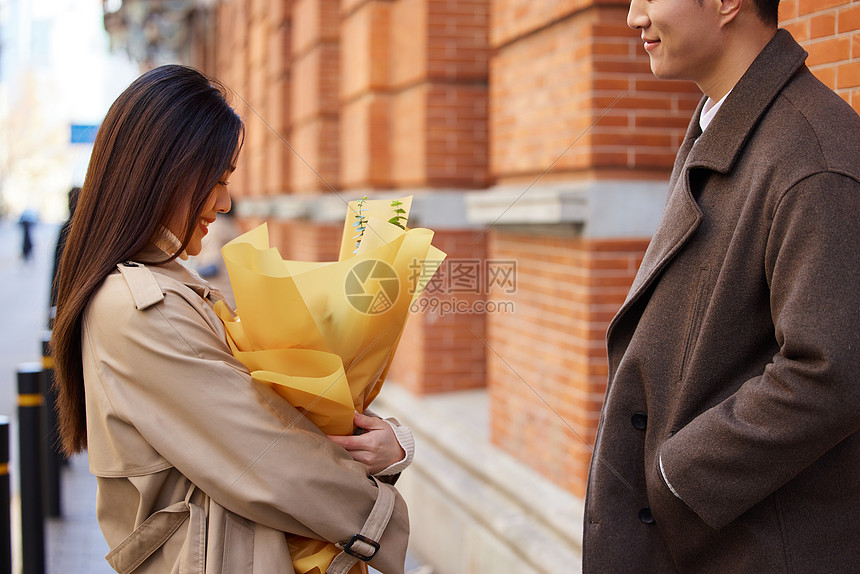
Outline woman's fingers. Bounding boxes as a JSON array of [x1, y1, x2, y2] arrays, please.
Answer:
[[326, 412, 405, 474]]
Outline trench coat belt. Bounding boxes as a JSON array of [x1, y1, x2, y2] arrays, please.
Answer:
[[105, 485, 207, 574], [328, 476, 396, 574]]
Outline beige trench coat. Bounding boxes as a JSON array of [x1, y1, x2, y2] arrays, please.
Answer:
[[81, 251, 409, 573]]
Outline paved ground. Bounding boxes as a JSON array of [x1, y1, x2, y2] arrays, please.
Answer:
[[0, 218, 113, 573], [0, 218, 429, 573], [45, 455, 113, 573]]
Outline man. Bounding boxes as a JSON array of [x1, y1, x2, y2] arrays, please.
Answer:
[[583, 0, 860, 571]]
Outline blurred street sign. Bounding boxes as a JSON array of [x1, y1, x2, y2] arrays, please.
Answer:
[[70, 124, 99, 144]]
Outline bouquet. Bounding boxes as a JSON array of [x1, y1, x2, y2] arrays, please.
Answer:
[[214, 196, 445, 574]]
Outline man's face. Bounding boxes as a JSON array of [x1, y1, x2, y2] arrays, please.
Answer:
[[627, 0, 722, 85]]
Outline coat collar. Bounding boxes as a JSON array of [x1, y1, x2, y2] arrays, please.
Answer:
[[607, 30, 807, 348], [130, 245, 217, 301], [685, 29, 808, 174]]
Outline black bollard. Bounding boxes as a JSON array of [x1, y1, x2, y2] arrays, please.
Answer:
[[40, 332, 62, 518], [18, 363, 46, 574], [0, 416, 12, 574]]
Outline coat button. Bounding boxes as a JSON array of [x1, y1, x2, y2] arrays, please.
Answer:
[[631, 412, 647, 430], [639, 507, 655, 525]]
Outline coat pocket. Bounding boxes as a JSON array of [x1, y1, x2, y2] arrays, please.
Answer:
[[207, 502, 255, 573], [222, 515, 255, 572], [680, 267, 710, 380]]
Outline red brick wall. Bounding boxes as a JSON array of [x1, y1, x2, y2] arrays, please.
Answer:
[[204, 0, 860, 501], [490, 3, 701, 185], [291, 0, 341, 194], [215, 0, 490, 194], [781, 0, 860, 111], [273, 220, 342, 261], [265, 10, 292, 196], [486, 232, 649, 497], [215, 0, 293, 199], [246, 0, 269, 198], [340, 1, 392, 188], [482, 0, 860, 499], [388, 0, 490, 188], [216, 0, 250, 200], [491, 0, 589, 47], [388, 230, 489, 394], [389, 85, 427, 187]]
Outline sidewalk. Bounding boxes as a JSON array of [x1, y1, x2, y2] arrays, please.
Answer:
[[45, 455, 113, 573], [0, 219, 108, 572]]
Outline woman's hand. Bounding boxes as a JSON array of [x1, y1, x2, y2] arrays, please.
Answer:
[[327, 412, 406, 475]]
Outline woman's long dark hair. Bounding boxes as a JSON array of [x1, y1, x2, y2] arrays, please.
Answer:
[[52, 65, 244, 455]]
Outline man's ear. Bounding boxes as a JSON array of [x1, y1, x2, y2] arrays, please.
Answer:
[[718, 0, 744, 26]]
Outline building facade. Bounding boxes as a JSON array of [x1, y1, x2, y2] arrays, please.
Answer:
[[104, 0, 860, 571]]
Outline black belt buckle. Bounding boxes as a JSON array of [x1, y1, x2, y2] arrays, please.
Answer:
[[343, 533, 380, 561]]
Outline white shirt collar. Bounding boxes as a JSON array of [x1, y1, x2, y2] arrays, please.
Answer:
[[699, 89, 732, 133]]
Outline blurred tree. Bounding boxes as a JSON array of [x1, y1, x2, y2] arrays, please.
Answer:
[[0, 71, 68, 216]]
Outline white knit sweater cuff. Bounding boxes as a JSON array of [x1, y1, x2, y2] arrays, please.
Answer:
[[375, 418, 415, 477]]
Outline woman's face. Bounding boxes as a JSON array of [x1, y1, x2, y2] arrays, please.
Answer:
[[167, 170, 233, 257]]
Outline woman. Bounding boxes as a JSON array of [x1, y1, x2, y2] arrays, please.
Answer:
[[52, 65, 410, 573]]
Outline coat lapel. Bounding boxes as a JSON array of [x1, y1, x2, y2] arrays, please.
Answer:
[[606, 30, 808, 343], [606, 115, 703, 342], [614, 148, 703, 322]]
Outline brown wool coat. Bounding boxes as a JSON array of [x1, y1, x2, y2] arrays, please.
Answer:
[[583, 30, 860, 573], [82, 251, 409, 573]]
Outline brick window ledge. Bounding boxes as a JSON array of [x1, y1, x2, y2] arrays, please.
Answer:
[[233, 190, 476, 229], [233, 180, 668, 240], [465, 180, 668, 239]]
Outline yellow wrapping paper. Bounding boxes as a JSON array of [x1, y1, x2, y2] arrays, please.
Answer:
[[214, 197, 445, 574]]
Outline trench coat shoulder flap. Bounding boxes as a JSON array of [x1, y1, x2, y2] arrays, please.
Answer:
[[116, 256, 219, 311], [116, 262, 167, 310], [113, 257, 225, 339]]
